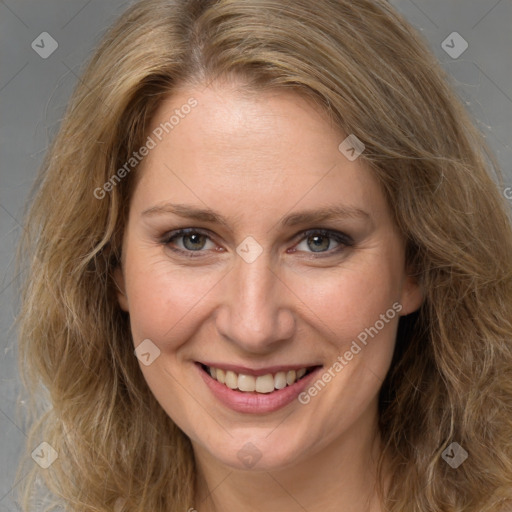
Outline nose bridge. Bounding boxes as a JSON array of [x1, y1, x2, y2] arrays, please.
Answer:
[[216, 251, 295, 350]]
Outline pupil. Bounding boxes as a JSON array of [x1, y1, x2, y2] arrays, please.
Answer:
[[308, 235, 329, 252], [184, 233, 205, 251]]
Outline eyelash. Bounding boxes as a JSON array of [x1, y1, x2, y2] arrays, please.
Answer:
[[160, 228, 354, 259]]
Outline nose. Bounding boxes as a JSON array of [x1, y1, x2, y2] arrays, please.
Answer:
[[215, 250, 296, 354]]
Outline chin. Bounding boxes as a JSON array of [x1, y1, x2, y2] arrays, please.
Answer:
[[204, 433, 310, 472]]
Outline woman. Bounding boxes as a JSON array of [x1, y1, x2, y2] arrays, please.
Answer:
[[15, 0, 512, 511]]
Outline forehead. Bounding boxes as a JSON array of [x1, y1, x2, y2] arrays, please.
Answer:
[[131, 81, 387, 224]]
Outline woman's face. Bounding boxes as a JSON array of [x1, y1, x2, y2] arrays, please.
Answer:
[[114, 80, 423, 471]]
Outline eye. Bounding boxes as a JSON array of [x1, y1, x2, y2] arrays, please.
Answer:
[[162, 228, 217, 255], [293, 229, 352, 255]]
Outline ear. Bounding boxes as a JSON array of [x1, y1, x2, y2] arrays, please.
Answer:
[[398, 267, 424, 316], [113, 265, 129, 312]]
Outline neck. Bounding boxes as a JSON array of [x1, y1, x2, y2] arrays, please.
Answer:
[[192, 402, 389, 512]]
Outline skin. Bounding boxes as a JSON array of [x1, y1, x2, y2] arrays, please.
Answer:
[[114, 78, 423, 512]]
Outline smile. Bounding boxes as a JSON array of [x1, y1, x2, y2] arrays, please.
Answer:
[[196, 362, 323, 414], [200, 363, 318, 393]]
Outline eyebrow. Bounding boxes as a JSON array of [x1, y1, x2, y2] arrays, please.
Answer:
[[141, 202, 371, 228]]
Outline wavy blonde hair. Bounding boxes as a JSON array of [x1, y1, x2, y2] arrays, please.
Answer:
[[14, 0, 512, 510]]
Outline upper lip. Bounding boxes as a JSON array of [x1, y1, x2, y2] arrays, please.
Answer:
[[197, 361, 322, 377]]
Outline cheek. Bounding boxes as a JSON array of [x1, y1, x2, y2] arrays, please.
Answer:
[[122, 248, 223, 349], [296, 253, 403, 350]]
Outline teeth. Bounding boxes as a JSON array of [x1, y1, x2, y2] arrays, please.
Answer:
[[206, 365, 312, 393], [216, 368, 226, 384], [238, 374, 256, 392], [274, 371, 287, 390], [255, 374, 275, 393], [286, 370, 296, 385], [225, 370, 238, 389]]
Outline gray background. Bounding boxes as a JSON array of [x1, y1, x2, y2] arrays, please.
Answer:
[[0, 0, 511, 510]]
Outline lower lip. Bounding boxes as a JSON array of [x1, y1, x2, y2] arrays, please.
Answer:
[[196, 363, 323, 414]]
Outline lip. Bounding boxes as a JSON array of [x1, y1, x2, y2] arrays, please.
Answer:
[[195, 362, 323, 414]]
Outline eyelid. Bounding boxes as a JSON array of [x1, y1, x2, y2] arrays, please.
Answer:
[[294, 228, 353, 245]]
